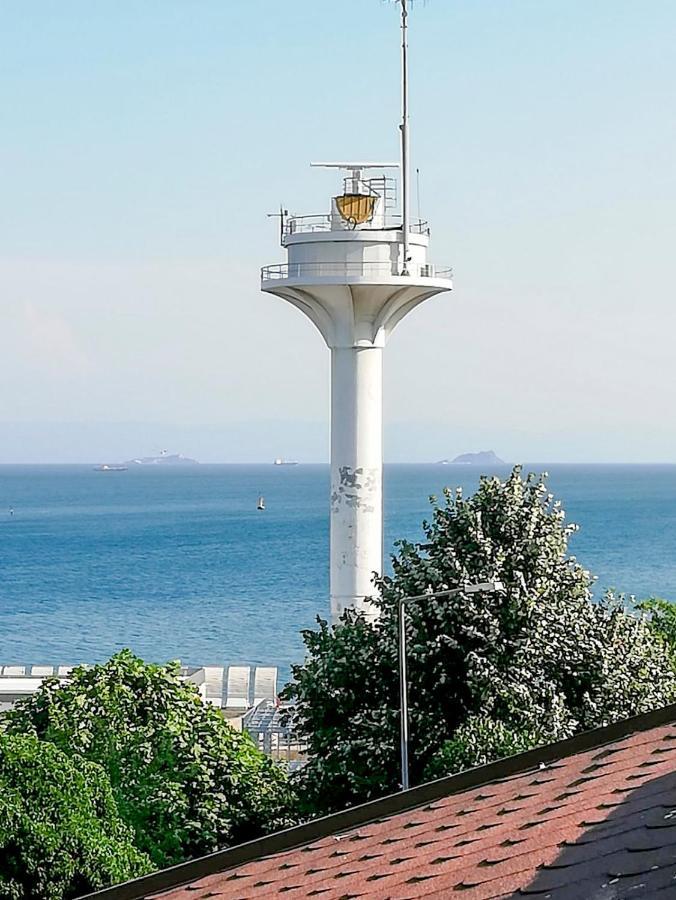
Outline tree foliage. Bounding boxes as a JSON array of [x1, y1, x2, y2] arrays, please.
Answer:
[[285, 468, 676, 814], [423, 715, 542, 780], [2, 651, 297, 869], [0, 734, 150, 900], [637, 597, 676, 665]]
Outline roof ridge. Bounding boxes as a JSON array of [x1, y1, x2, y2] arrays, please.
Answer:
[[77, 701, 676, 900]]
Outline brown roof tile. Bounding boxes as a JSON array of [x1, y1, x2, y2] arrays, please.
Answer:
[[80, 704, 676, 900]]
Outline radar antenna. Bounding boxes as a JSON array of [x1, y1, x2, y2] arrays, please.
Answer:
[[311, 162, 398, 196]]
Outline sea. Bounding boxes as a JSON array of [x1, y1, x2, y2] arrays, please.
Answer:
[[1, 464, 675, 684]]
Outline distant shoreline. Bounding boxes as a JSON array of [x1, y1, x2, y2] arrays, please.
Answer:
[[1, 462, 676, 468]]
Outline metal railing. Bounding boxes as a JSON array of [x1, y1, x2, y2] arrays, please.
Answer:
[[243, 700, 307, 773], [261, 261, 453, 282], [284, 214, 430, 237], [341, 175, 397, 210]]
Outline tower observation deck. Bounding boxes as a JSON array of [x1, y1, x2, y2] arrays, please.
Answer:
[[261, 162, 452, 620]]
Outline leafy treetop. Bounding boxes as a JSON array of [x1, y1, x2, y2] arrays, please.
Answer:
[[284, 468, 676, 814], [637, 597, 676, 666], [0, 733, 150, 900], [2, 650, 297, 868]]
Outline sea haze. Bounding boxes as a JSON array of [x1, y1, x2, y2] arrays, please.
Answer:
[[0, 464, 674, 683]]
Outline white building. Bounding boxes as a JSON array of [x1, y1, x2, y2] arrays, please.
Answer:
[[0, 664, 278, 718]]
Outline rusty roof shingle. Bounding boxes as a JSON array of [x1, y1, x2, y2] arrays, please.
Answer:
[[80, 704, 676, 900]]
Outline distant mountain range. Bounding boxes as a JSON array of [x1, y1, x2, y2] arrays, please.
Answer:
[[437, 450, 505, 466]]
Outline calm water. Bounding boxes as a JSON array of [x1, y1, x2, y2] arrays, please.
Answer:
[[1, 464, 675, 682]]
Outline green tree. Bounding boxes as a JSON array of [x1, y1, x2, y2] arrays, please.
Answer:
[[2, 651, 296, 869], [637, 597, 676, 664], [0, 734, 150, 900], [423, 715, 543, 780], [285, 468, 676, 814]]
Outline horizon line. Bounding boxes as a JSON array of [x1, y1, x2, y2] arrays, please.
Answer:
[[1, 461, 676, 467]]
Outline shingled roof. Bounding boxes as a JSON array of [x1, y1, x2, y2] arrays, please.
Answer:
[[81, 702, 676, 900]]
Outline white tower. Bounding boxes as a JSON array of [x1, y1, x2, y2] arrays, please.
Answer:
[[261, 4, 452, 621]]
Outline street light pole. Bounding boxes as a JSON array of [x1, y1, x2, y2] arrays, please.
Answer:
[[398, 581, 504, 791], [398, 592, 410, 790]]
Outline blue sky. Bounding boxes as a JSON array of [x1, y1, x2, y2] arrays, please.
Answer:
[[1, 1, 675, 462]]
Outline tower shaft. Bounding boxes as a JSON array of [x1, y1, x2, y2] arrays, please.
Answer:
[[330, 345, 383, 620]]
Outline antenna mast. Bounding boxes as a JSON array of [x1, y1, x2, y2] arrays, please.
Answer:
[[399, 0, 410, 276]]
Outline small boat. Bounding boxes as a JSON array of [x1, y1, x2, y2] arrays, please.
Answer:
[[257, 496, 266, 511], [273, 458, 298, 466], [94, 464, 128, 472]]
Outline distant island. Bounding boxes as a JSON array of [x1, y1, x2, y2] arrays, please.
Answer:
[[125, 453, 199, 466], [438, 450, 505, 466]]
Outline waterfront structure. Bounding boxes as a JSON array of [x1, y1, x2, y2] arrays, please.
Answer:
[[0, 663, 279, 716], [261, 4, 452, 620]]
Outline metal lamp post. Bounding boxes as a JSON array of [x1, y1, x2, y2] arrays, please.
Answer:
[[398, 581, 504, 791]]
